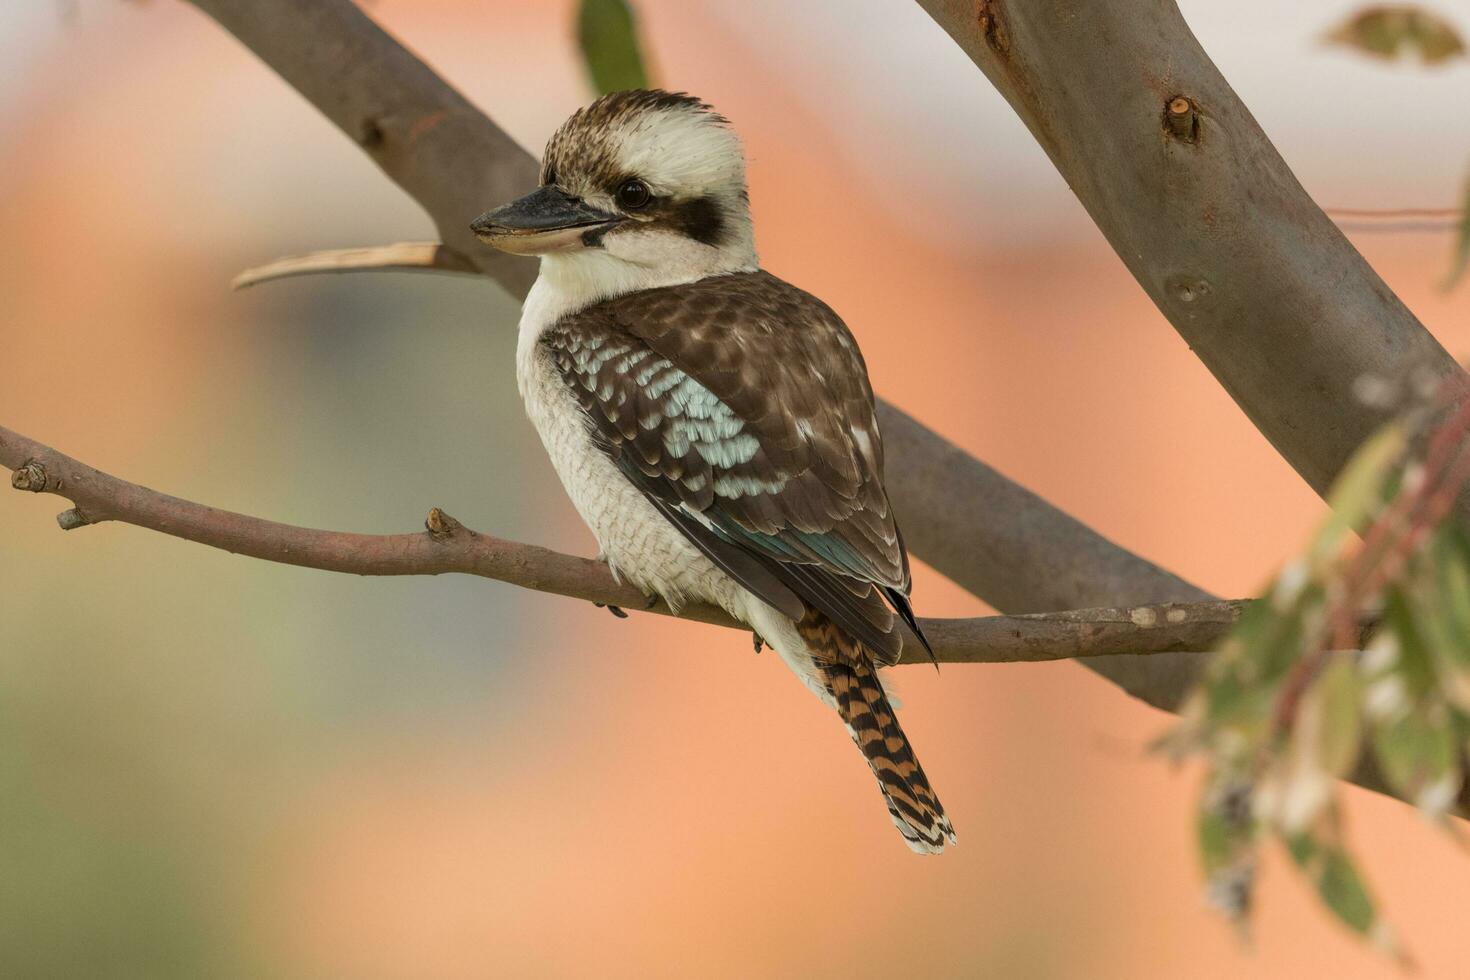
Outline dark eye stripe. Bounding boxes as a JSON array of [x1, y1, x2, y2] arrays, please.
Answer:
[[666, 196, 727, 247]]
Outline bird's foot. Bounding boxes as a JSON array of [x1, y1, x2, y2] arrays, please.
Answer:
[[593, 601, 629, 619], [752, 633, 765, 654], [592, 592, 657, 619]]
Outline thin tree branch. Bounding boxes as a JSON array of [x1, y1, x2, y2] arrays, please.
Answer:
[[183, 0, 1215, 713], [916, 0, 1464, 508], [1, 423, 1245, 665], [9, 424, 1425, 805], [232, 241, 477, 290]]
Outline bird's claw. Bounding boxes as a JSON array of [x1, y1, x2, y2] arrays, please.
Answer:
[[752, 633, 765, 654], [592, 593, 654, 619], [593, 602, 629, 619]]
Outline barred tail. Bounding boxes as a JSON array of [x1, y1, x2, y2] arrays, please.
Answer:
[[822, 658, 956, 854]]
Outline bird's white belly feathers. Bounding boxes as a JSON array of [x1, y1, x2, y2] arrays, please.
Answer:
[[518, 342, 738, 611]]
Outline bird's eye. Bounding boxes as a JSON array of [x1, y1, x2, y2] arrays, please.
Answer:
[[616, 178, 651, 210]]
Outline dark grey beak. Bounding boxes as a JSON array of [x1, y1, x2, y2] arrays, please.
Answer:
[[471, 186, 621, 255]]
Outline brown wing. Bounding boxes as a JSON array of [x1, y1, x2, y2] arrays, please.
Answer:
[[543, 270, 920, 664]]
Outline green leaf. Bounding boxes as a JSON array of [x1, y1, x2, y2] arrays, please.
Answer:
[[1192, 592, 1324, 740], [1317, 847, 1377, 934], [1315, 423, 1408, 562], [1326, 6, 1467, 65], [1444, 169, 1470, 289], [1251, 652, 1359, 837], [1370, 704, 1462, 813], [1411, 527, 1470, 706], [1284, 817, 1389, 949], [1198, 770, 1257, 923], [1363, 592, 1461, 811], [1380, 588, 1438, 699], [576, 0, 650, 96], [1314, 658, 1365, 778]]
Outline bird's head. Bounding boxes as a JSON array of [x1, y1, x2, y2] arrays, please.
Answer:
[[472, 90, 756, 278]]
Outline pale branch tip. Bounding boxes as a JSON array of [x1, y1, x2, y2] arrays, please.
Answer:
[[0, 422, 1245, 666], [231, 241, 479, 290]]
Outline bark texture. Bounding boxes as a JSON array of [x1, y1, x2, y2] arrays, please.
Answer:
[[917, 0, 1461, 501]]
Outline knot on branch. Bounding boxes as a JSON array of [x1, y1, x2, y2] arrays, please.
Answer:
[[425, 506, 464, 540], [1165, 272, 1213, 307], [357, 116, 386, 151], [11, 459, 50, 492], [1128, 603, 1202, 628], [977, 0, 1010, 55], [1165, 96, 1200, 142]]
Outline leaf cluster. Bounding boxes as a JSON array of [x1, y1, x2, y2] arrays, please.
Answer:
[[1165, 380, 1470, 959]]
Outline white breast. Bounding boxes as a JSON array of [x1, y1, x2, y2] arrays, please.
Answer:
[[516, 297, 736, 612], [514, 262, 833, 703]]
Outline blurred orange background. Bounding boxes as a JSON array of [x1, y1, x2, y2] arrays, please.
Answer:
[[4, 1, 1470, 977]]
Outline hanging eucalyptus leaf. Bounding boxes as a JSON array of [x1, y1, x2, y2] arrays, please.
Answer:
[[1314, 658, 1366, 780], [1198, 771, 1257, 925], [1164, 374, 1470, 959], [1446, 171, 1470, 289], [1326, 6, 1467, 65], [577, 0, 650, 96], [1285, 818, 1394, 954], [1418, 527, 1470, 705]]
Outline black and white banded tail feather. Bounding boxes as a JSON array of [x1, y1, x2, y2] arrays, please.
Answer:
[[803, 616, 955, 854]]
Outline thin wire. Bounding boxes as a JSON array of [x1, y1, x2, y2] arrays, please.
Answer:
[[1325, 207, 1463, 219]]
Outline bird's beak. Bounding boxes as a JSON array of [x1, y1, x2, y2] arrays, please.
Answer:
[[470, 186, 621, 255]]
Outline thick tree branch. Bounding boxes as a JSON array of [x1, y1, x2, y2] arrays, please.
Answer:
[[1, 424, 1243, 665], [183, 0, 1215, 713], [917, 0, 1463, 507]]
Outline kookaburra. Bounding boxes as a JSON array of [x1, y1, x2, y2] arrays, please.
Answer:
[[472, 89, 954, 853]]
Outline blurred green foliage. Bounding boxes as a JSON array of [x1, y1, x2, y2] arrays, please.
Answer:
[[1448, 174, 1470, 288], [576, 0, 650, 95], [0, 275, 535, 978], [1325, 5, 1466, 65], [1163, 378, 1470, 961]]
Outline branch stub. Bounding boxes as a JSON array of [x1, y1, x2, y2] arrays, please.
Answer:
[[1166, 96, 1199, 142], [56, 507, 92, 531], [425, 506, 464, 539]]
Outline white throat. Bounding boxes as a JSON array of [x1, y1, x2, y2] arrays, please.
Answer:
[[516, 231, 758, 367]]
